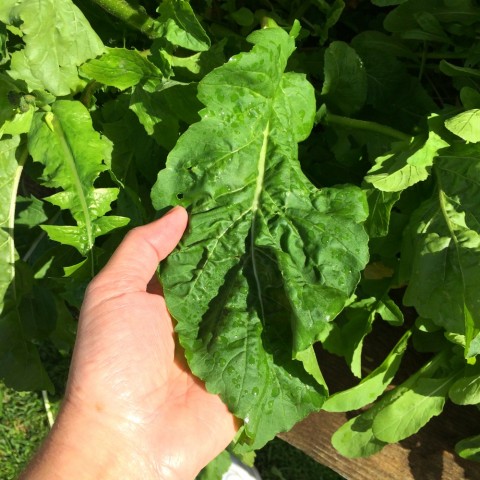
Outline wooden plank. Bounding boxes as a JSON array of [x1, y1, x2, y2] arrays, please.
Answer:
[[280, 403, 480, 480], [279, 311, 480, 479]]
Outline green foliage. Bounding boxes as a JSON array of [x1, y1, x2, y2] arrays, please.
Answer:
[[1, 0, 480, 468]]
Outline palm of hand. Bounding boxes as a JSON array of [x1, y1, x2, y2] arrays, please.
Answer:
[[63, 208, 237, 480]]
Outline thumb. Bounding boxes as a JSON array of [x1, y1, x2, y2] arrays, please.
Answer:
[[91, 207, 188, 294]]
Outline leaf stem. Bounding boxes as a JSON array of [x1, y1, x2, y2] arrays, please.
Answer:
[[89, 0, 158, 39], [323, 112, 411, 142], [42, 390, 55, 428], [9, 143, 29, 303]]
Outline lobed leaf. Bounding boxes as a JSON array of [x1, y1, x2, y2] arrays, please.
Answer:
[[152, 25, 369, 449], [28, 100, 129, 258]]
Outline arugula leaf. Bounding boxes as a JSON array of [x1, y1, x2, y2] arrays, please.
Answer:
[[384, 0, 480, 35], [28, 100, 129, 261], [333, 350, 458, 454], [4, 0, 104, 96], [323, 330, 411, 412], [152, 25, 369, 449], [331, 408, 387, 458], [449, 363, 480, 405], [0, 136, 53, 390], [455, 434, 480, 462], [403, 143, 480, 357]]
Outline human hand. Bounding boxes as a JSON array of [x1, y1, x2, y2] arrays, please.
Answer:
[[22, 207, 238, 480]]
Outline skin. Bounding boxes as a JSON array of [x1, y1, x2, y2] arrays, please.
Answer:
[[21, 206, 238, 480]]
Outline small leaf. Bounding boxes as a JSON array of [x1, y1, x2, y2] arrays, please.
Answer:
[[372, 353, 458, 443], [449, 363, 480, 405], [331, 408, 387, 458], [365, 129, 448, 192], [321, 41, 367, 116], [365, 189, 401, 238], [156, 0, 210, 52], [323, 330, 411, 412], [80, 47, 163, 90], [455, 434, 480, 462]]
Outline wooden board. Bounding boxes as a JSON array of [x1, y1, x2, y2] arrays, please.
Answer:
[[280, 403, 480, 480], [279, 313, 480, 480]]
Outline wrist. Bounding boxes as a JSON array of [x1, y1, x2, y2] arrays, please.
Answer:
[[20, 398, 176, 480]]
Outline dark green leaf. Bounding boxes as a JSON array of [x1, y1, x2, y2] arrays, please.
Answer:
[[0, 136, 53, 391], [331, 408, 387, 458], [321, 41, 367, 116], [403, 143, 480, 356], [152, 26, 369, 449]]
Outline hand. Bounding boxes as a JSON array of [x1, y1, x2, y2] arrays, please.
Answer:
[[22, 207, 238, 480]]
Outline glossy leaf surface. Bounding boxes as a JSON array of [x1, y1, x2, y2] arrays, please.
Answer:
[[152, 26, 369, 449]]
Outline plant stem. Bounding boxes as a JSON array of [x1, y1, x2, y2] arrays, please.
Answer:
[[42, 390, 55, 428], [323, 112, 411, 141], [90, 0, 158, 38]]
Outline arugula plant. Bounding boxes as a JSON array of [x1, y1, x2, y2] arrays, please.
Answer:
[[1, 0, 480, 465]]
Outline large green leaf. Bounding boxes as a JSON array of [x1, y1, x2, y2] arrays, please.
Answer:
[[0, 136, 53, 390], [152, 26, 369, 449], [28, 100, 129, 260], [403, 144, 480, 356], [4, 0, 104, 96]]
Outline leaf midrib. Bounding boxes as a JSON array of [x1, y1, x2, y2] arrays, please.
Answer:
[[50, 113, 94, 254]]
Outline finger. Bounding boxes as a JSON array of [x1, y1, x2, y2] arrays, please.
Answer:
[[93, 206, 188, 293]]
